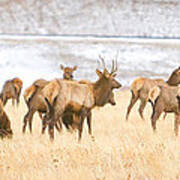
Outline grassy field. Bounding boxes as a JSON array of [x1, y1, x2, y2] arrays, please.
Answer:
[[0, 90, 180, 180]]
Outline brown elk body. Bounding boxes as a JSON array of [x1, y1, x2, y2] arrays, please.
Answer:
[[0, 100, 13, 138], [0, 77, 23, 106], [126, 67, 180, 121], [42, 63, 121, 141], [23, 65, 78, 134], [126, 77, 165, 121], [150, 85, 180, 135], [22, 79, 51, 133]]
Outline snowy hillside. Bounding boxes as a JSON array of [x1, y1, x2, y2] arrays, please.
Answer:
[[0, 0, 180, 37]]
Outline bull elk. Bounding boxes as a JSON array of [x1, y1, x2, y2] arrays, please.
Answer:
[[42, 56, 122, 141], [126, 66, 180, 121], [0, 77, 23, 106]]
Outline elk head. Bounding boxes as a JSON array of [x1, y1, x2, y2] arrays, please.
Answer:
[[60, 64, 77, 80], [167, 67, 180, 86], [12, 77, 23, 89], [94, 55, 122, 106]]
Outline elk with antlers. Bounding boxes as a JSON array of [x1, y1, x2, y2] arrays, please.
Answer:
[[42, 56, 121, 141]]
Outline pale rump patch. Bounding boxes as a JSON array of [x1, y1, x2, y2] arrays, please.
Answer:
[[23, 85, 36, 102], [148, 86, 161, 104]]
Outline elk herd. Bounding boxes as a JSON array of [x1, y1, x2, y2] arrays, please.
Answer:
[[0, 57, 180, 142]]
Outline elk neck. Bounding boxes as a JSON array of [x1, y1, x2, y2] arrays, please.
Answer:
[[93, 78, 112, 107]]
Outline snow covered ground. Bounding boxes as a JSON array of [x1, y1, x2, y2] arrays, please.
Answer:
[[0, 35, 179, 90], [0, 0, 180, 37]]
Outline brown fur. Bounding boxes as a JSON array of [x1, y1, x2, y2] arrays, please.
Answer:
[[42, 68, 121, 141], [23, 65, 78, 134], [151, 85, 180, 135], [126, 77, 165, 121], [60, 64, 77, 80], [22, 79, 51, 133], [166, 67, 180, 86], [0, 77, 23, 106], [126, 67, 180, 121], [0, 100, 13, 139]]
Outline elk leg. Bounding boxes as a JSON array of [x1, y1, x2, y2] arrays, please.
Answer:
[[43, 117, 61, 137], [17, 90, 21, 106], [42, 117, 48, 134], [28, 111, 36, 133], [48, 110, 63, 140], [38, 112, 43, 120], [15, 93, 19, 107], [22, 109, 35, 133], [55, 119, 62, 133], [48, 120, 55, 141], [12, 99, 15, 106], [87, 111, 92, 135], [3, 97, 7, 106], [77, 115, 85, 143], [126, 90, 138, 121], [22, 111, 29, 133], [174, 114, 180, 136], [162, 112, 167, 120], [151, 108, 162, 133], [87, 111, 95, 141], [138, 99, 147, 121]]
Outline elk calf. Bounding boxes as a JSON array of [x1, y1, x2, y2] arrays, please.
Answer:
[[60, 64, 77, 80], [150, 85, 180, 135], [0, 100, 13, 139]]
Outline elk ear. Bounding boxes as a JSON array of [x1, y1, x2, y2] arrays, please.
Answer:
[[73, 65, 77, 71], [60, 64, 64, 70], [96, 69, 103, 78]]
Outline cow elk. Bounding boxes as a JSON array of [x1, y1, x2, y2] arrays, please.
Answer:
[[23, 65, 78, 134], [126, 66, 180, 121], [150, 85, 180, 136], [60, 64, 77, 80], [0, 77, 23, 106]]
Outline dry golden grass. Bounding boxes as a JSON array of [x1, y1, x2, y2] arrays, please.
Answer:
[[1, 90, 180, 180]]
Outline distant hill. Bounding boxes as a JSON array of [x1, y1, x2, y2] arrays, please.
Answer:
[[0, 0, 179, 37]]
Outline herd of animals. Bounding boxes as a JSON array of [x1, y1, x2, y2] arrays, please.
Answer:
[[0, 57, 180, 142]]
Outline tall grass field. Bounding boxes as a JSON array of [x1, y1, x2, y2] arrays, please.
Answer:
[[0, 90, 180, 180]]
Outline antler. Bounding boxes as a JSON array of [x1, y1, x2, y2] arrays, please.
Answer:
[[110, 52, 119, 75], [98, 55, 106, 69]]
